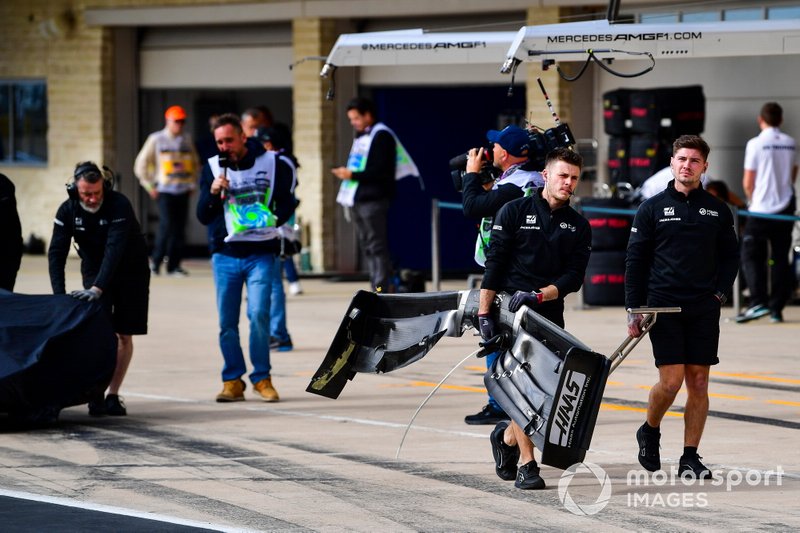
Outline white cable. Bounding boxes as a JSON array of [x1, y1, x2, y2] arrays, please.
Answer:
[[395, 346, 486, 459]]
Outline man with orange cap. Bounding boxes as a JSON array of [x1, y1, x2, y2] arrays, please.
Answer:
[[134, 105, 200, 277]]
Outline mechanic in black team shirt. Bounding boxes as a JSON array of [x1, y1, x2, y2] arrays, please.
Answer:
[[49, 162, 150, 417], [479, 147, 591, 490], [625, 135, 739, 479]]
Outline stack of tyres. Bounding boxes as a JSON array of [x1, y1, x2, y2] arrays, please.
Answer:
[[580, 197, 634, 306], [603, 89, 632, 186], [604, 85, 705, 188], [628, 134, 671, 188], [629, 85, 705, 137], [602, 88, 633, 137], [607, 136, 629, 184]]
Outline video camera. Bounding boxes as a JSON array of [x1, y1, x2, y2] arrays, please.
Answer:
[[449, 123, 575, 192], [450, 78, 576, 192], [449, 146, 499, 192]]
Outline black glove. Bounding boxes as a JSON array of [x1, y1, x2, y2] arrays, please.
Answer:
[[70, 287, 102, 302], [508, 290, 543, 313], [627, 312, 644, 338], [477, 314, 496, 342]]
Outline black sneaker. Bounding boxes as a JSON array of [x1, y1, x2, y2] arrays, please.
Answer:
[[105, 394, 127, 416], [490, 422, 519, 481], [269, 336, 293, 352], [636, 423, 661, 471], [515, 460, 546, 490], [679, 453, 712, 479], [465, 404, 510, 425], [88, 398, 106, 417], [770, 311, 784, 324]]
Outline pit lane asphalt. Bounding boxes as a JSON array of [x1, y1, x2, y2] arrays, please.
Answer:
[[3, 256, 799, 532]]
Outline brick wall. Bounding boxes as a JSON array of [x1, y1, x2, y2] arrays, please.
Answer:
[[526, 7, 573, 135], [0, 1, 109, 250], [292, 18, 338, 272]]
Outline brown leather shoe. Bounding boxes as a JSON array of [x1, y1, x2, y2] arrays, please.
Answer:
[[253, 378, 279, 402], [216, 379, 246, 402]]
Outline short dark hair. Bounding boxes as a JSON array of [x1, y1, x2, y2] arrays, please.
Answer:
[[346, 97, 377, 118], [242, 106, 274, 126], [672, 135, 710, 160], [73, 161, 103, 183], [545, 147, 583, 170], [760, 102, 783, 127], [212, 113, 244, 135]]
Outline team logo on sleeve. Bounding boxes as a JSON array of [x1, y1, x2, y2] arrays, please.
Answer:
[[663, 207, 674, 216], [526, 214, 537, 224]]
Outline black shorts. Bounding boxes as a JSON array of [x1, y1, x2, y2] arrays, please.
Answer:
[[648, 295, 720, 367], [96, 269, 150, 335]]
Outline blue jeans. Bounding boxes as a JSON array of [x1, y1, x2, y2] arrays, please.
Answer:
[[485, 350, 501, 411], [270, 257, 290, 343], [211, 252, 276, 384], [282, 256, 299, 283]]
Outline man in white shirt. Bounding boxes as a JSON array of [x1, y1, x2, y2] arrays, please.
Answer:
[[737, 102, 798, 324]]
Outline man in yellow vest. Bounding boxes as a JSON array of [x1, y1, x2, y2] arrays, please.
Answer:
[[134, 105, 200, 277]]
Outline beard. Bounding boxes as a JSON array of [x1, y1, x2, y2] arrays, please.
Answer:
[[80, 200, 103, 213]]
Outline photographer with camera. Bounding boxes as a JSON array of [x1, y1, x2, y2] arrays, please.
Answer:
[[461, 125, 544, 425], [480, 147, 590, 489], [197, 114, 296, 403]]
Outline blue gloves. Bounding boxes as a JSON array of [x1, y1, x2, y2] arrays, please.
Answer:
[[478, 314, 497, 342], [508, 290, 543, 313], [70, 287, 102, 302]]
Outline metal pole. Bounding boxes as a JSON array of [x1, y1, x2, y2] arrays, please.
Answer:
[[431, 198, 441, 292], [606, 0, 621, 23], [732, 206, 741, 317]]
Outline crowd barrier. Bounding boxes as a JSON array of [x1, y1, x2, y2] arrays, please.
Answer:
[[431, 198, 800, 317]]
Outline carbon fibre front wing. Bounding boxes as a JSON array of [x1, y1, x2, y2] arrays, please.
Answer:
[[306, 289, 610, 469]]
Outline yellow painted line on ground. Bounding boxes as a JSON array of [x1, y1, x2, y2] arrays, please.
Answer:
[[383, 379, 751, 404], [767, 399, 800, 407], [635, 384, 750, 401], [709, 392, 751, 400], [381, 381, 486, 394], [606, 380, 625, 386], [711, 371, 800, 385], [600, 403, 683, 417], [463, 365, 485, 372]]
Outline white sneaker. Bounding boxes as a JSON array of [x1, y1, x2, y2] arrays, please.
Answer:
[[288, 281, 303, 295]]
